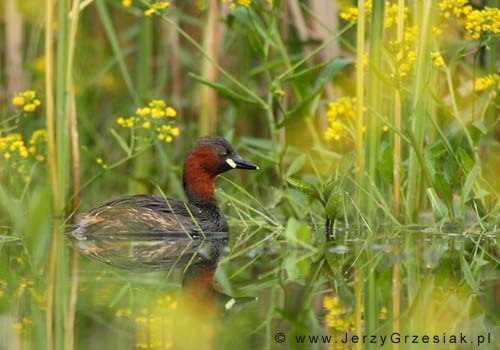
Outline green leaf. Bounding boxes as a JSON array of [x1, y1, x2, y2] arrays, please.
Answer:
[[472, 120, 487, 134], [426, 188, 448, 220], [287, 178, 319, 199], [325, 192, 341, 221], [322, 178, 340, 201], [460, 255, 480, 294], [434, 173, 452, 203], [378, 145, 394, 183], [458, 148, 474, 172], [284, 218, 312, 247], [285, 154, 306, 177], [189, 73, 261, 105], [462, 162, 480, 202]]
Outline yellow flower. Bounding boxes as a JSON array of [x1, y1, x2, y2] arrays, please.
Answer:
[[165, 136, 173, 143], [474, 74, 499, 92], [12, 96, 25, 106], [142, 121, 151, 129], [144, 2, 170, 16], [439, 0, 500, 40], [151, 109, 165, 118], [238, 0, 251, 6], [96, 158, 104, 165], [431, 52, 444, 67], [165, 107, 177, 117], [4, 153, 11, 160], [144, 8, 155, 16], [379, 306, 388, 320], [324, 97, 359, 143], [12, 90, 41, 112], [171, 127, 180, 136], [122, 0, 132, 7], [22, 90, 36, 100], [136, 107, 150, 116], [433, 26, 443, 36], [24, 104, 36, 112]]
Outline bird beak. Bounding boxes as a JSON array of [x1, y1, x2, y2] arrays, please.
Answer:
[[226, 155, 259, 170]]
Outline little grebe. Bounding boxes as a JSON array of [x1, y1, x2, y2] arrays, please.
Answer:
[[67, 136, 257, 271]]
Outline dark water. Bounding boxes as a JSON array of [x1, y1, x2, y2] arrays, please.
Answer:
[[1, 227, 499, 349]]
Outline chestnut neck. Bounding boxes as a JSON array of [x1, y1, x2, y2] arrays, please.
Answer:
[[182, 147, 219, 207]]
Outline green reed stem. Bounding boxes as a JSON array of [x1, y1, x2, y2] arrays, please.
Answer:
[[365, 2, 384, 341], [405, 0, 433, 222], [199, 0, 219, 135], [365, 0, 384, 223], [54, 0, 71, 349], [45, 0, 57, 347], [367, 15, 382, 348], [392, 2, 405, 348], [66, 0, 81, 348], [355, 0, 365, 217]]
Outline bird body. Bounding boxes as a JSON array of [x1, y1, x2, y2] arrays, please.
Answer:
[[67, 136, 258, 273]]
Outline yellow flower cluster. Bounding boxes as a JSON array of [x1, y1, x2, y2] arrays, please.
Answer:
[[463, 7, 500, 40], [117, 100, 179, 143], [475, 74, 500, 98], [12, 317, 32, 332], [438, 0, 468, 19], [324, 295, 389, 350], [144, 1, 170, 16], [439, 1, 500, 40], [222, 0, 252, 11], [0, 130, 47, 180], [389, 25, 418, 79], [12, 90, 42, 113], [132, 294, 177, 350], [324, 295, 353, 331], [340, 1, 407, 29], [325, 97, 357, 142], [340, 0, 372, 23], [0, 133, 29, 160], [29, 129, 47, 162], [430, 51, 445, 67]]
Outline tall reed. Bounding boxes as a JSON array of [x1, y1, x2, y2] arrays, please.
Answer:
[[66, 1, 82, 349], [44, 0, 57, 347]]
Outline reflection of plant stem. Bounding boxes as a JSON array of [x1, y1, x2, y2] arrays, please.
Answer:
[[392, 242, 400, 350]]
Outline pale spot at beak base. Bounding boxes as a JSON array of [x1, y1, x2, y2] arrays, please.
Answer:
[[226, 158, 237, 168]]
